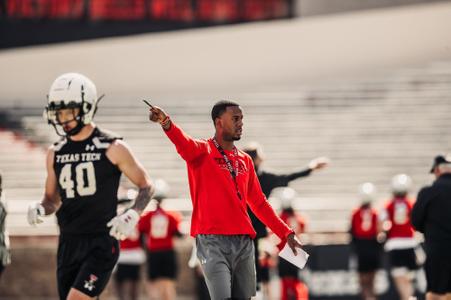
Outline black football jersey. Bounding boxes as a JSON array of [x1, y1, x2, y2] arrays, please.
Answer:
[[53, 127, 122, 235]]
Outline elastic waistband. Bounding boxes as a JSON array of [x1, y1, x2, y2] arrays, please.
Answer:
[[196, 234, 251, 240], [60, 232, 109, 240]]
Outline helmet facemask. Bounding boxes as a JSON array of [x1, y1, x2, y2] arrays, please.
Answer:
[[45, 101, 85, 137]]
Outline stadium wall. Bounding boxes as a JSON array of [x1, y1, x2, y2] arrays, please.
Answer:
[[0, 238, 427, 299]]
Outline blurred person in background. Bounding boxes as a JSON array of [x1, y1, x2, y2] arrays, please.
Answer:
[[350, 182, 382, 300], [412, 155, 451, 300], [256, 238, 276, 300], [27, 73, 154, 300], [242, 142, 328, 293], [148, 100, 302, 300], [188, 241, 211, 300], [379, 174, 419, 300], [276, 187, 309, 300], [0, 172, 11, 279], [138, 179, 182, 300], [114, 189, 146, 300]]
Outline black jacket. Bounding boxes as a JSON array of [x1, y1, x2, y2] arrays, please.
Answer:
[[249, 168, 312, 238], [412, 174, 451, 248]]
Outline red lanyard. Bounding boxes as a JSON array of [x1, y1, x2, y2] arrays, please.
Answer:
[[212, 138, 242, 200]]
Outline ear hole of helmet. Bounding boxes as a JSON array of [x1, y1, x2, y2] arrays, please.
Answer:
[[82, 102, 92, 114]]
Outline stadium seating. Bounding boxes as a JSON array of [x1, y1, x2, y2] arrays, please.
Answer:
[[2, 60, 451, 236]]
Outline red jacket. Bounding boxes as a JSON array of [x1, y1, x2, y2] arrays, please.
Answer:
[[383, 197, 415, 239], [120, 227, 141, 250], [138, 207, 181, 251], [164, 122, 293, 240], [280, 211, 306, 235], [351, 206, 378, 239]]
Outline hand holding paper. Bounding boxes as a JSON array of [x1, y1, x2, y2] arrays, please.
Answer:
[[279, 234, 310, 269], [286, 232, 303, 255], [279, 243, 309, 269]]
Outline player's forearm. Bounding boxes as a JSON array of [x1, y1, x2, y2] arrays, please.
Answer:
[[131, 186, 153, 214]]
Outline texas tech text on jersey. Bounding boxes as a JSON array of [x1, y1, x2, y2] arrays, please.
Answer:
[[53, 127, 122, 235]]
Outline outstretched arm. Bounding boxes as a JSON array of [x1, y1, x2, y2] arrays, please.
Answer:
[[264, 157, 330, 192], [148, 104, 208, 162], [285, 156, 330, 181], [284, 168, 312, 182]]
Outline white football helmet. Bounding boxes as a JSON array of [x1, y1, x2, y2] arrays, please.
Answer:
[[44, 73, 100, 136], [391, 174, 412, 196], [276, 187, 297, 210], [153, 179, 170, 201], [358, 182, 376, 204]]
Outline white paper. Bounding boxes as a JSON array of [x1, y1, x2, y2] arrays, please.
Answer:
[[278, 244, 310, 269]]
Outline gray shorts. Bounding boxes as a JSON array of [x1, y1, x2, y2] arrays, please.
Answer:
[[196, 234, 256, 300]]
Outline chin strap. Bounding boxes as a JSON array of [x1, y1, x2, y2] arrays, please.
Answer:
[[66, 120, 85, 136], [50, 112, 85, 137], [47, 93, 105, 137]]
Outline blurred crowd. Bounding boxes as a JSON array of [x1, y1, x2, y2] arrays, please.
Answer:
[[1, 0, 294, 22]]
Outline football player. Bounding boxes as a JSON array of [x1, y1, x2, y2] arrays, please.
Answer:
[[27, 73, 154, 300], [379, 174, 419, 300]]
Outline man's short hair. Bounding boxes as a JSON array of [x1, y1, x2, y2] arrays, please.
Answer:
[[211, 100, 239, 124]]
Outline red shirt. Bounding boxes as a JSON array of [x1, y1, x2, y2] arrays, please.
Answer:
[[280, 211, 306, 235], [382, 197, 415, 239], [351, 206, 378, 239], [138, 207, 181, 251], [164, 122, 293, 240], [259, 254, 275, 268], [120, 227, 141, 250]]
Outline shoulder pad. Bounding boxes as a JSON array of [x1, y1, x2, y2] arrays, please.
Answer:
[[92, 127, 122, 149], [96, 127, 123, 142], [53, 138, 68, 152]]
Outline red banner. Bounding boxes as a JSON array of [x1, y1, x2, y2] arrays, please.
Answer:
[[4, 0, 291, 21]]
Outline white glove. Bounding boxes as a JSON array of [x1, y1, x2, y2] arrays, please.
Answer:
[[107, 209, 140, 240], [27, 202, 45, 226]]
